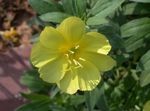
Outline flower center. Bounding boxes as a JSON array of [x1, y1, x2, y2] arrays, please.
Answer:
[[68, 45, 79, 54], [65, 45, 82, 67]]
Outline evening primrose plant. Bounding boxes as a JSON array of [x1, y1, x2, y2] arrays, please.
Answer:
[[31, 17, 116, 94], [17, 0, 150, 111]]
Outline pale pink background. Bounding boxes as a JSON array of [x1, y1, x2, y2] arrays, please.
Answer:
[[0, 45, 31, 111]]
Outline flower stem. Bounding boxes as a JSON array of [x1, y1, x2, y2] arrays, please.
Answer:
[[85, 91, 93, 111]]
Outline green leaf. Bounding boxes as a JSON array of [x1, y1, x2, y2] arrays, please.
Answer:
[[87, 17, 109, 25], [74, 0, 86, 17], [121, 18, 150, 52], [62, 0, 74, 15], [21, 69, 51, 92], [21, 93, 49, 101], [140, 69, 150, 87], [29, 0, 61, 14], [96, 86, 110, 111], [85, 87, 109, 111], [89, 0, 99, 7], [130, 0, 150, 3], [123, 3, 150, 15], [50, 87, 59, 99], [62, 0, 86, 17], [88, 0, 125, 17], [121, 18, 150, 38], [39, 12, 70, 23], [70, 95, 85, 106], [85, 92, 92, 111], [139, 50, 150, 71], [98, 24, 124, 49], [137, 50, 150, 87], [15, 100, 51, 111], [123, 36, 144, 52]]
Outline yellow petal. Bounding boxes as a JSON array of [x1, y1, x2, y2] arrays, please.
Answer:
[[58, 60, 100, 94], [143, 101, 150, 111], [79, 32, 111, 55], [77, 60, 101, 91], [57, 70, 79, 94], [80, 52, 116, 71], [30, 42, 59, 68], [39, 56, 68, 83], [57, 17, 85, 44], [40, 26, 65, 49]]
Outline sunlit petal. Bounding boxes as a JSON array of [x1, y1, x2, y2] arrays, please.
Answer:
[[31, 42, 59, 68], [58, 60, 100, 94], [39, 56, 68, 83], [79, 32, 111, 55], [77, 60, 101, 91], [80, 52, 116, 71], [57, 70, 79, 94]]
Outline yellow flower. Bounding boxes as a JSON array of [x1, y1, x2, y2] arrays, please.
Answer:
[[31, 17, 116, 94], [143, 101, 150, 111], [0, 28, 18, 39], [0, 28, 19, 43]]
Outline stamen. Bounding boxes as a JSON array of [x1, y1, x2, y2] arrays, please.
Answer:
[[76, 61, 83, 68], [73, 59, 78, 65], [65, 45, 82, 67], [65, 54, 69, 58], [68, 60, 72, 64], [68, 50, 74, 54], [75, 45, 80, 49], [74, 66, 82, 69], [79, 57, 86, 61]]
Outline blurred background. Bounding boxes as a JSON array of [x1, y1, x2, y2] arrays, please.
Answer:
[[0, 0, 35, 110]]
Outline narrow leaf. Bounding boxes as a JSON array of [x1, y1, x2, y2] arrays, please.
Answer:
[[89, 0, 125, 17], [137, 50, 150, 87], [121, 18, 150, 52], [140, 69, 150, 87], [62, 0, 74, 15], [130, 0, 150, 3], [75, 0, 86, 17], [87, 17, 108, 25], [39, 12, 70, 23], [123, 3, 150, 15], [29, 0, 61, 14]]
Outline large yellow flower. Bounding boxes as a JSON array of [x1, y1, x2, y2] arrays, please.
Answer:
[[31, 17, 116, 94]]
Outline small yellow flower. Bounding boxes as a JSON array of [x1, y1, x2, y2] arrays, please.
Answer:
[[0, 28, 18, 39], [143, 101, 150, 111], [31, 17, 116, 94]]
